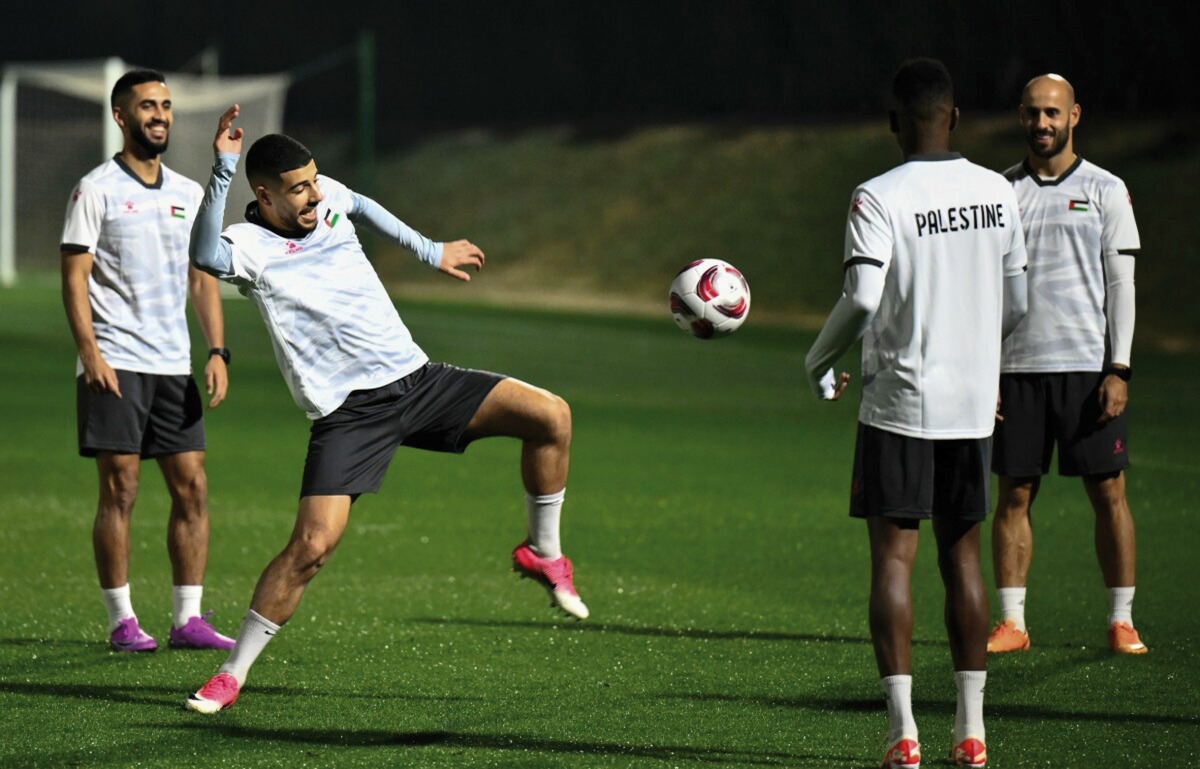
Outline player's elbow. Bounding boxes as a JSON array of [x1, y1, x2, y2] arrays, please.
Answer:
[[848, 291, 881, 317]]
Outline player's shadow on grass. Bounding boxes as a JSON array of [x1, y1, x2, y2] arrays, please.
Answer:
[[411, 617, 950, 646], [0, 638, 97, 647], [0, 681, 481, 708], [661, 692, 1200, 727], [162, 722, 860, 766]]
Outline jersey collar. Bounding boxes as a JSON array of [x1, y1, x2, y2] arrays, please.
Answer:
[[905, 152, 962, 162], [112, 155, 163, 189], [244, 201, 313, 241], [1021, 155, 1083, 187]]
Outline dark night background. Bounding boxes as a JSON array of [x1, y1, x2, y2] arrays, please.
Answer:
[[2, 0, 1193, 143]]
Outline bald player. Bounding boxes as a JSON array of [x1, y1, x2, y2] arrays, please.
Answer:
[[987, 74, 1146, 655], [806, 58, 1027, 768]]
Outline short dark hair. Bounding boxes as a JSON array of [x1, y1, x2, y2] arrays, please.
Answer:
[[892, 58, 954, 118], [246, 134, 314, 188], [110, 69, 167, 108]]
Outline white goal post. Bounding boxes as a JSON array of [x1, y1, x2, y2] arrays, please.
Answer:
[[0, 58, 290, 287]]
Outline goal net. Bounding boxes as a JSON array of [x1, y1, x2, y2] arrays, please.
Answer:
[[0, 58, 291, 286]]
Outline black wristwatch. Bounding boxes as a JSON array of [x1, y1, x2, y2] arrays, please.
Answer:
[[1105, 365, 1131, 381], [208, 347, 232, 365]]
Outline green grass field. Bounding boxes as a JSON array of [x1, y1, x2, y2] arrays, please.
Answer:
[[1, 277, 1198, 768]]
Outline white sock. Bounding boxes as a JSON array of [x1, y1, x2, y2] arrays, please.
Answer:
[[1108, 586, 1135, 626], [997, 587, 1027, 633], [173, 585, 204, 628], [526, 489, 565, 559], [217, 610, 280, 687], [881, 675, 917, 742], [101, 584, 136, 632], [954, 670, 987, 743]]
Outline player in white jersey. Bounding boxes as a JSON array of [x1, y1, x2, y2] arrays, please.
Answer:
[[184, 106, 587, 714], [60, 70, 236, 652], [987, 74, 1147, 656], [805, 59, 1028, 769]]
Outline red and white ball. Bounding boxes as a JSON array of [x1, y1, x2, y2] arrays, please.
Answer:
[[669, 259, 751, 339]]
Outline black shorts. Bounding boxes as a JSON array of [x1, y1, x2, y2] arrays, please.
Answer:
[[300, 362, 506, 498], [76, 371, 205, 458], [850, 422, 992, 524], [992, 372, 1130, 478]]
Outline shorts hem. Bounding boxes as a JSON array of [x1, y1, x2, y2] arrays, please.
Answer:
[[1059, 462, 1130, 478], [79, 444, 142, 458], [851, 508, 929, 520], [300, 486, 379, 499], [141, 444, 207, 459], [446, 376, 506, 452], [851, 509, 988, 522], [992, 466, 1048, 479]]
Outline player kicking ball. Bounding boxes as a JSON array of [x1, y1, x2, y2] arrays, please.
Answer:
[[184, 106, 587, 713]]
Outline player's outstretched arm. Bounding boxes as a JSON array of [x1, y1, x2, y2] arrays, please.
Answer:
[[804, 263, 883, 400], [190, 105, 242, 278], [346, 192, 485, 281]]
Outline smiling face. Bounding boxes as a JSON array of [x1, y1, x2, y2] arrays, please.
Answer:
[[257, 160, 324, 234], [115, 81, 172, 157], [1019, 75, 1080, 161]]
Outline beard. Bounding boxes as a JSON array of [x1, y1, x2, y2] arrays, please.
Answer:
[[131, 122, 169, 157], [1027, 123, 1070, 159]]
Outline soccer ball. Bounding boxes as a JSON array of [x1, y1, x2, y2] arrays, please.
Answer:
[[669, 259, 751, 339]]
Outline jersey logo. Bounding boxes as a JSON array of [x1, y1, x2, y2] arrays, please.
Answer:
[[324, 211, 340, 228], [285, 241, 304, 255], [71, 187, 81, 202], [122, 201, 138, 215], [851, 196, 865, 214], [1068, 199, 1089, 212], [170, 205, 187, 219]]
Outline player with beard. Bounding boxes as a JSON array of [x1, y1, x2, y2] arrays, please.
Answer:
[[61, 69, 236, 652], [183, 106, 587, 713], [987, 74, 1147, 655]]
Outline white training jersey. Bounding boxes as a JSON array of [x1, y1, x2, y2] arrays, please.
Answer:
[[61, 158, 203, 376], [220, 175, 428, 419], [1001, 158, 1140, 372], [847, 153, 1028, 439]]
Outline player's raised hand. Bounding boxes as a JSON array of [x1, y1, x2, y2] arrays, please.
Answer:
[[214, 104, 243, 155], [438, 240, 486, 282]]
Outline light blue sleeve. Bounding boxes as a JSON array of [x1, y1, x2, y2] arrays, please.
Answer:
[[347, 191, 443, 269], [189, 153, 239, 279]]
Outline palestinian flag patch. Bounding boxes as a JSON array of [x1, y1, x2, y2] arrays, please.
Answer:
[[170, 205, 186, 219], [324, 211, 340, 228], [1068, 199, 1089, 212]]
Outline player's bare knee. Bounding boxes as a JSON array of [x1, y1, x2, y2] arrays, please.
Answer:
[[100, 469, 139, 513], [1086, 473, 1127, 516], [289, 533, 338, 576], [1000, 480, 1037, 514], [169, 471, 208, 516], [542, 393, 572, 447]]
